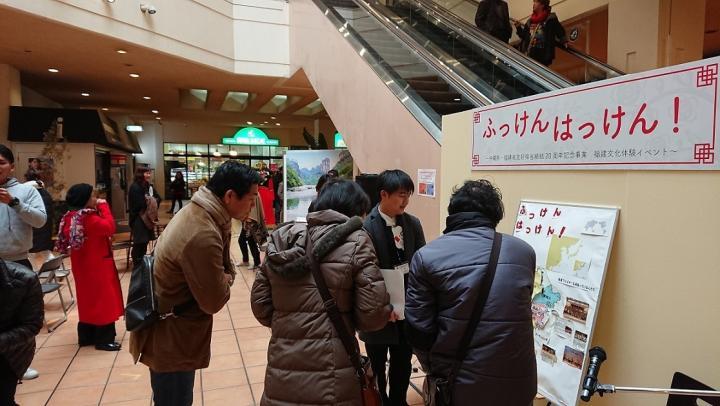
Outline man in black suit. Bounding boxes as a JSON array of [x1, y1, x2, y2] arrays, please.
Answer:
[[360, 170, 426, 406]]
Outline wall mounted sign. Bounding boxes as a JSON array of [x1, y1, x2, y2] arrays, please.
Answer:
[[470, 56, 720, 170], [222, 127, 280, 146]]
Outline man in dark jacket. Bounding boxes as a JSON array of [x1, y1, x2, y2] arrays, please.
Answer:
[[515, 0, 568, 66], [360, 170, 425, 406], [405, 180, 537, 405], [475, 0, 512, 43], [0, 259, 44, 405]]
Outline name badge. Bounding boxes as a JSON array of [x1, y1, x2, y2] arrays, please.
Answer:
[[394, 262, 410, 274]]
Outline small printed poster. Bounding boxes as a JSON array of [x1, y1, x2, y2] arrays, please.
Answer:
[[417, 169, 436, 198], [514, 200, 619, 406]]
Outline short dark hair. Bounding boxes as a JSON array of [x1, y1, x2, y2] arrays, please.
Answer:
[[378, 169, 414, 195], [0, 144, 14, 164], [25, 169, 41, 182], [315, 174, 330, 193], [448, 180, 504, 226], [311, 179, 370, 218], [134, 167, 151, 185], [206, 160, 262, 199], [538, 0, 551, 10]]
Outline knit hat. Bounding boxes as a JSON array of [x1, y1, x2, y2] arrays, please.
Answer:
[[66, 183, 94, 210]]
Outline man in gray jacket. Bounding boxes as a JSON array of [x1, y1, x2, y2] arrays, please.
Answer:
[[405, 180, 537, 405], [0, 145, 47, 271]]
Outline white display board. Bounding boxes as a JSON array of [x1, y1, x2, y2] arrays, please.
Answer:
[[471, 56, 720, 170], [513, 200, 619, 406]]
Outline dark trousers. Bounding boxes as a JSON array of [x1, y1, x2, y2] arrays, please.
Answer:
[[131, 242, 148, 266], [366, 339, 414, 406], [150, 370, 195, 406], [78, 322, 116, 346], [238, 230, 260, 265], [169, 198, 183, 213], [0, 356, 18, 406]]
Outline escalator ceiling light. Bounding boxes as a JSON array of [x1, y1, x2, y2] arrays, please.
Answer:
[[344, 32, 350, 37], [359, 48, 366, 57]]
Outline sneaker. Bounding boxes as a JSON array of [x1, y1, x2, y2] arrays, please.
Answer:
[[23, 368, 39, 380]]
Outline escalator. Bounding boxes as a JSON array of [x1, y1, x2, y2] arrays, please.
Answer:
[[290, 0, 623, 233]]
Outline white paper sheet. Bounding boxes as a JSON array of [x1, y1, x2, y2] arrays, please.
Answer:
[[380, 268, 405, 320]]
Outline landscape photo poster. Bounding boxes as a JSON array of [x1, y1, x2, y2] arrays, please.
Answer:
[[513, 200, 619, 406], [283, 150, 353, 222]]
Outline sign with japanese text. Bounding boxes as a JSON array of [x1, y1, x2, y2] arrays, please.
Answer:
[[472, 57, 720, 170], [514, 200, 619, 406]]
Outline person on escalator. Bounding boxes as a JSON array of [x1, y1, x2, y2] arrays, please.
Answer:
[[514, 0, 568, 66], [474, 0, 512, 43]]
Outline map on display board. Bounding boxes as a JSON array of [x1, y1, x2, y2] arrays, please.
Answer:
[[513, 201, 619, 406]]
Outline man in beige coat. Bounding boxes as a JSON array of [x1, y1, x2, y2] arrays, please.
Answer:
[[130, 161, 261, 406]]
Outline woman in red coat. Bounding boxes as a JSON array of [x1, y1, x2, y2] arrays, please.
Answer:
[[56, 183, 124, 351], [259, 175, 276, 225]]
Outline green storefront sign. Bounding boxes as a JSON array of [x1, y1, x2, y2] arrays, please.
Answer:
[[222, 127, 280, 146]]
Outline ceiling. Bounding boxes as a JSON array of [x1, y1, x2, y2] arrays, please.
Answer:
[[0, 5, 330, 131]]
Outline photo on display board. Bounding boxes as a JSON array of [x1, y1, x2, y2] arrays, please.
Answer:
[[562, 346, 584, 369], [541, 344, 557, 365], [563, 297, 590, 324], [283, 150, 353, 222], [573, 331, 588, 348]]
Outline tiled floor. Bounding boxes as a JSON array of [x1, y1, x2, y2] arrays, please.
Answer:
[[16, 210, 426, 406]]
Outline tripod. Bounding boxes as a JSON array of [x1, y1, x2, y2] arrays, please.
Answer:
[[580, 347, 720, 404]]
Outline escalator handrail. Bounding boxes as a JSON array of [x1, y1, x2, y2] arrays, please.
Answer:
[[406, 0, 574, 89], [431, 0, 625, 79], [563, 45, 625, 77], [310, 0, 444, 142], [353, 0, 494, 107]]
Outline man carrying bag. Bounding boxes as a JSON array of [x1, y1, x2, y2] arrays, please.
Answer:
[[405, 180, 537, 405]]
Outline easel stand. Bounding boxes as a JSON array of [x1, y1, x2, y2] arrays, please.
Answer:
[[594, 384, 720, 398]]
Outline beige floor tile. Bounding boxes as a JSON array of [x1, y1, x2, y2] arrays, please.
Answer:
[[14, 390, 53, 406], [210, 340, 241, 356], [245, 365, 267, 384], [232, 317, 263, 329], [206, 353, 246, 372], [234, 327, 270, 340], [251, 382, 264, 403], [241, 350, 268, 367], [28, 355, 74, 374], [68, 353, 117, 372], [202, 385, 254, 406], [57, 368, 111, 389], [100, 381, 153, 403], [201, 368, 248, 391], [48, 384, 104, 406], [239, 337, 270, 353], [34, 344, 79, 360], [114, 352, 139, 367], [44, 332, 80, 347], [16, 372, 63, 394], [100, 399, 151, 406], [212, 318, 235, 332], [108, 364, 150, 384]]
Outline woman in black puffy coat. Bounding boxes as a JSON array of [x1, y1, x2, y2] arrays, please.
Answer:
[[0, 259, 43, 405]]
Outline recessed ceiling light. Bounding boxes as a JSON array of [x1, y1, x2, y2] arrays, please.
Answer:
[[246, 121, 253, 125], [271, 116, 277, 120], [116, 49, 127, 54], [101, 107, 109, 111], [151, 109, 159, 114], [276, 123, 281, 126], [107, 0, 116, 3], [129, 73, 140, 78], [81, 92, 90, 97], [48, 68, 59, 73], [155, 116, 162, 120], [143, 96, 151, 100]]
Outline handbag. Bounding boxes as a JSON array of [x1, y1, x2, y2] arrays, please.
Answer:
[[424, 232, 503, 406], [305, 234, 382, 406], [125, 254, 195, 332]]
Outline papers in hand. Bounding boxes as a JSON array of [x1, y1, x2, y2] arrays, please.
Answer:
[[380, 268, 405, 320]]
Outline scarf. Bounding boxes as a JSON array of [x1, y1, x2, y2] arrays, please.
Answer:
[[444, 212, 496, 234], [55, 208, 96, 254], [530, 9, 549, 24]]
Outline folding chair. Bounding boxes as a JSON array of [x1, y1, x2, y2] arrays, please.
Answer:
[[667, 372, 720, 406], [112, 238, 133, 270], [37, 256, 70, 332], [38, 254, 75, 303]]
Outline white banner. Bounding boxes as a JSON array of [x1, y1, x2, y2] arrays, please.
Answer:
[[513, 201, 619, 406], [471, 57, 720, 170]]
